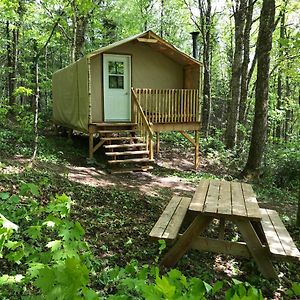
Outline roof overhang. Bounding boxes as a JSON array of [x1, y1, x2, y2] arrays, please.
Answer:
[[87, 30, 201, 67]]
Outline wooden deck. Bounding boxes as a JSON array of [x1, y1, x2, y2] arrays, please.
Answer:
[[133, 88, 200, 124], [88, 87, 201, 171], [131, 88, 200, 169]]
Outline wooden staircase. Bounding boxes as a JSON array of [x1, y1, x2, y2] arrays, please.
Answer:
[[99, 123, 154, 173]]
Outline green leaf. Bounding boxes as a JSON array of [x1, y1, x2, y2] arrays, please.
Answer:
[[46, 240, 62, 252], [204, 281, 212, 293], [26, 225, 42, 239], [168, 269, 182, 280], [292, 282, 300, 296], [10, 195, 20, 204], [0, 274, 24, 285], [232, 279, 243, 285], [232, 292, 241, 300], [212, 281, 223, 294], [158, 239, 166, 253], [0, 214, 18, 231], [82, 287, 99, 299], [34, 267, 56, 293], [5, 240, 23, 250], [27, 263, 45, 279], [190, 277, 206, 296], [247, 286, 259, 297], [6, 249, 25, 263], [0, 192, 10, 200], [20, 183, 40, 196], [46, 194, 71, 218], [155, 275, 176, 298], [238, 284, 247, 297]]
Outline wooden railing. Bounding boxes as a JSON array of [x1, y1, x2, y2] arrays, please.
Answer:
[[133, 88, 200, 124], [131, 88, 154, 159]]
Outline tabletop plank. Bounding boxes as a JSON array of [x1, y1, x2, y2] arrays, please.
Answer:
[[203, 180, 220, 214], [190, 179, 261, 220], [241, 183, 261, 220], [217, 181, 232, 215], [189, 179, 210, 212], [231, 182, 247, 217]]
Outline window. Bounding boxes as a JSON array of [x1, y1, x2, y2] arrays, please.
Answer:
[[108, 61, 124, 89]]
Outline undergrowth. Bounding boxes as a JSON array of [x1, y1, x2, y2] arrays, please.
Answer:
[[2, 183, 300, 299], [1, 110, 300, 298]]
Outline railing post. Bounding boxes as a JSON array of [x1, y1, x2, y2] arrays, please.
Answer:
[[149, 135, 154, 160]]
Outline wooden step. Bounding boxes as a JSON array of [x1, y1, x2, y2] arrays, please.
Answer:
[[93, 122, 137, 127], [101, 137, 142, 141], [108, 158, 155, 164], [104, 143, 146, 149], [105, 150, 149, 156], [100, 129, 138, 134], [110, 166, 154, 174]]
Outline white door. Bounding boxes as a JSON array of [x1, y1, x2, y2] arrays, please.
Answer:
[[103, 54, 131, 122]]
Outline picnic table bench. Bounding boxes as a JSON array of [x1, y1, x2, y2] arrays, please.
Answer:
[[150, 179, 300, 279]]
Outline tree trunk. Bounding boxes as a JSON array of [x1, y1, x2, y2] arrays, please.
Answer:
[[70, 0, 77, 63], [200, 0, 212, 139], [75, 16, 88, 61], [241, 0, 275, 178], [160, 0, 164, 38], [275, 11, 285, 140], [297, 178, 300, 227], [6, 21, 17, 106], [284, 77, 291, 141], [225, 0, 247, 149], [31, 43, 39, 163], [275, 73, 282, 139], [238, 0, 254, 143]]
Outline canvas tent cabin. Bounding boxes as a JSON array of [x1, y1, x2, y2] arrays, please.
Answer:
[[52, 30, 202, 172]]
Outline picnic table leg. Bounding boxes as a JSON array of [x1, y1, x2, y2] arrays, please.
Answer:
[[218, 218, 226, 240], [160, 215, 212, 268], [234, 219, 277, 279]]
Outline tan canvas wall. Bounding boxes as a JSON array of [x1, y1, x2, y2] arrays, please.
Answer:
[[108, 41, 184, 89], [52, 58, 89, 132], [90, 55, 103, 122], [88, 41, 201, 122]]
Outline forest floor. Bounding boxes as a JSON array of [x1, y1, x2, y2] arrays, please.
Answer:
[[1, 131, 299, 299]]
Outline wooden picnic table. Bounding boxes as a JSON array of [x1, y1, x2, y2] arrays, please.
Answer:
[[150, 179, 300, 279]]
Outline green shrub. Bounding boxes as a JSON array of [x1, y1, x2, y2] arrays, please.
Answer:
[[1, 183, 295, 299]]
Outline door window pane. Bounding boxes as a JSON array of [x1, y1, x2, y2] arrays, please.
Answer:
[[108, 61, 124, 75], [109, 75, 124, 89]]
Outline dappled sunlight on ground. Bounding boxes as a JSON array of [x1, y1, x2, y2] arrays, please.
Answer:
[[0, 156, 30, 175], [65, 164, 196, 197]]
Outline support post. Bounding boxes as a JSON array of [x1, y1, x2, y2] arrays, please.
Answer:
[[149, 137, 154, 160], [89, 132, 94, 159], [68, 129, 73, 139], [195, 130, 200, 169], [156, 132, 160, 154], [218, 218, 226, 240]]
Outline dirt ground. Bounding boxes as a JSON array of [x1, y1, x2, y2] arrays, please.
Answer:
[[1, 144, 208, 198]]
